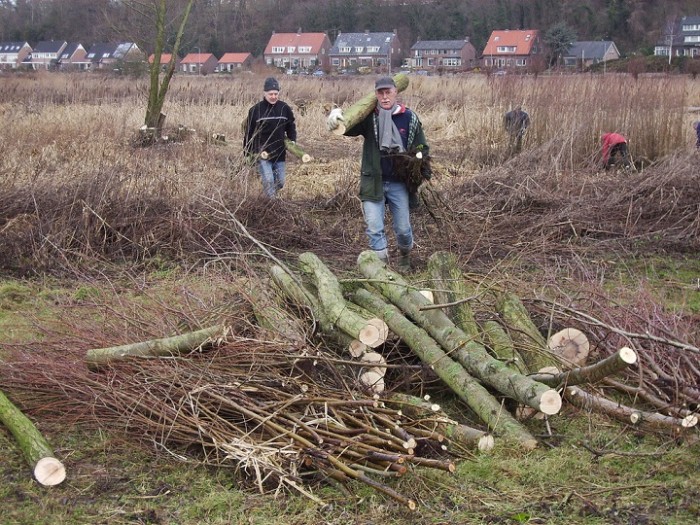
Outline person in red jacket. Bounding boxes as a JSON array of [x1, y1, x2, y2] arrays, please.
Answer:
[[601, 132, 631, 170]]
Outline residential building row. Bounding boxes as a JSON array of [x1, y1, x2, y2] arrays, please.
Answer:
[[2, 18, 698, 76]]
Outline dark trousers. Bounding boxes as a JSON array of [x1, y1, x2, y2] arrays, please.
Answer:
[[605, 143, 631, 169]]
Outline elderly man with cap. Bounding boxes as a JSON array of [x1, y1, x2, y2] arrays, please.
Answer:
[[326, 76, 430, 271], [244, 77, 297, 197]]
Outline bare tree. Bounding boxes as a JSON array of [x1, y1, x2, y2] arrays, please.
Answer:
[[119, 0, 194, 137]]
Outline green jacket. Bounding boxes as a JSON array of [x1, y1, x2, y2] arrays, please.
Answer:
[[344, 107, 429, 202]]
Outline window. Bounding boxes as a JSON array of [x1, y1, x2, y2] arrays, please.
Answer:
[[516, 59, 527, 66], [272, 46, 285, 53], [442, 58, 460, 67], [340, 46, 351, 53], [685, 36, 700, 43], [682, 24, 700, 31], [298, 46, 311, 53], [355, 47, 364, 53], [367, 46, 379, 53], [287, 47, 295, 53], [497, 46, 517, 53]]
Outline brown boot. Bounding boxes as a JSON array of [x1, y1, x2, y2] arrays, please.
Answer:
[[397, 250, 411, 272]]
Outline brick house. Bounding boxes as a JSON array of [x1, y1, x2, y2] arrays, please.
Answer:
[[180, 52, 218, 75], [655, 15, 700, 59], [148, 53, 181, 72], [26, 40, 67, 70], [216, 52, 253, 72], [563, 41, 620, 68], [263, 31, 331, 71], [329, 30, 402, 72], [408, 38, 476, 71], [57, 43, 87, 70], [75, 42, 144, 71], [481, 30, 542, 69], [0, 41, 32, 69]]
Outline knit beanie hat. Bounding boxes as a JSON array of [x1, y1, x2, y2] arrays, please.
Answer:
[[264, 77, 280, 92]]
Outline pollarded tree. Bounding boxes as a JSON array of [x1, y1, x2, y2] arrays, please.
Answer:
[[118, 0, 195, 136], [544, 22, 577, 68]]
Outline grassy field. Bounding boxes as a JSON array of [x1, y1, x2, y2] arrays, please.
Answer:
[[1, 71, 699, 524]]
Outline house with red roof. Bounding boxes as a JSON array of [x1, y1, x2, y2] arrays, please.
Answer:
[[263, 31, 331, 71], [481, 30, 542, 69], [180, 52, 218, 75], [148, 53, 181, 72], [217, 52, 253, 72]]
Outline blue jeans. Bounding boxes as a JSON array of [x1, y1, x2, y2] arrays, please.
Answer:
[[361, 181, 413, 254], [258, 160, 286, 197]]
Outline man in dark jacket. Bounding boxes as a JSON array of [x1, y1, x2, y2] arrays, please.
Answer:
[[326, 76, 430, 270], [244, 77, 297, 197], [504, 106, 530, 154]]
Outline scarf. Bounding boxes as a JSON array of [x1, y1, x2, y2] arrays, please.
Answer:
[[377, 104, 405, 153]]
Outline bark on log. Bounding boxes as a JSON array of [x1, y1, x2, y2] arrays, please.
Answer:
[[564, 385, 698, 433], [86, 324, 227, 370], [298, 252, 388, 348], [285, 139, 312, 163], [427, 251, 480, 340], [357, 251, 561, 416], [530, 347, 638, 388], [332, 73, 409, 135], [351, 287, 539, 449], [0, 389, 66, 486], [495, 292, 559, 373], [246, 278, 307, 344], [384, 394, 495, 452], [481, 320, 530, 375]]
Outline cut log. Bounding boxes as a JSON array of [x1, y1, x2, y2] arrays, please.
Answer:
[[86, 324, 227, 370], [361, 351, 388, 375], [332, 73, 409, 135], [245, 278, 307, 344], [298, 252, 388, 348], [357, 251, 562, 416], [0, 389, 66, 486], [285, 139, 312, 163], [351, 287, 539, 449], [530, 347, 638, 388], [495, 292, 559, 373], [427, 251, 480, 340], [481, 320, 530, 375], [548, 328, 590, 368], [564, 385, 698, 433], [360, 370, 385, 394]]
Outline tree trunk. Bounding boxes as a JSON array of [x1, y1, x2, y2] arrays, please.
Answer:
[[530, 347, 637, 388], [427, 251, 480, 340], [357, 251, 561, 416], [298, 252, 388, 348], [245, 278, 307, 344], [564, 385, 698, 433], [351, 287, 539, 449], [495, 292, 559, 373], [481, 320, 530, 375], [386, 393, 495, 452], [332, 73, 409, 135], [0, 389, 66, 486], [285, 139, 312, 163], [86, 325, 227, 370]]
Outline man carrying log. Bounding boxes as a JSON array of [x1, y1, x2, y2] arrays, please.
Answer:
[[244, 77, 297, 198], [326, 77, 431, 271]]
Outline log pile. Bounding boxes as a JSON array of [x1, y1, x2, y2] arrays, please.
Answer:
[[2, 249, 698, 506]]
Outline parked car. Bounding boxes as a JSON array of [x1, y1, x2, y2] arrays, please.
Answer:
[[312, 70, 325, 77]]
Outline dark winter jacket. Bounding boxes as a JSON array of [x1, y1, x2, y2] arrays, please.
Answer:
[[344, 105, 429, 202], [244, 99, 296, 162]]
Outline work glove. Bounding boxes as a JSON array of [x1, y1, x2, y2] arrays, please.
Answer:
[[326, 108, 345, 131]]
